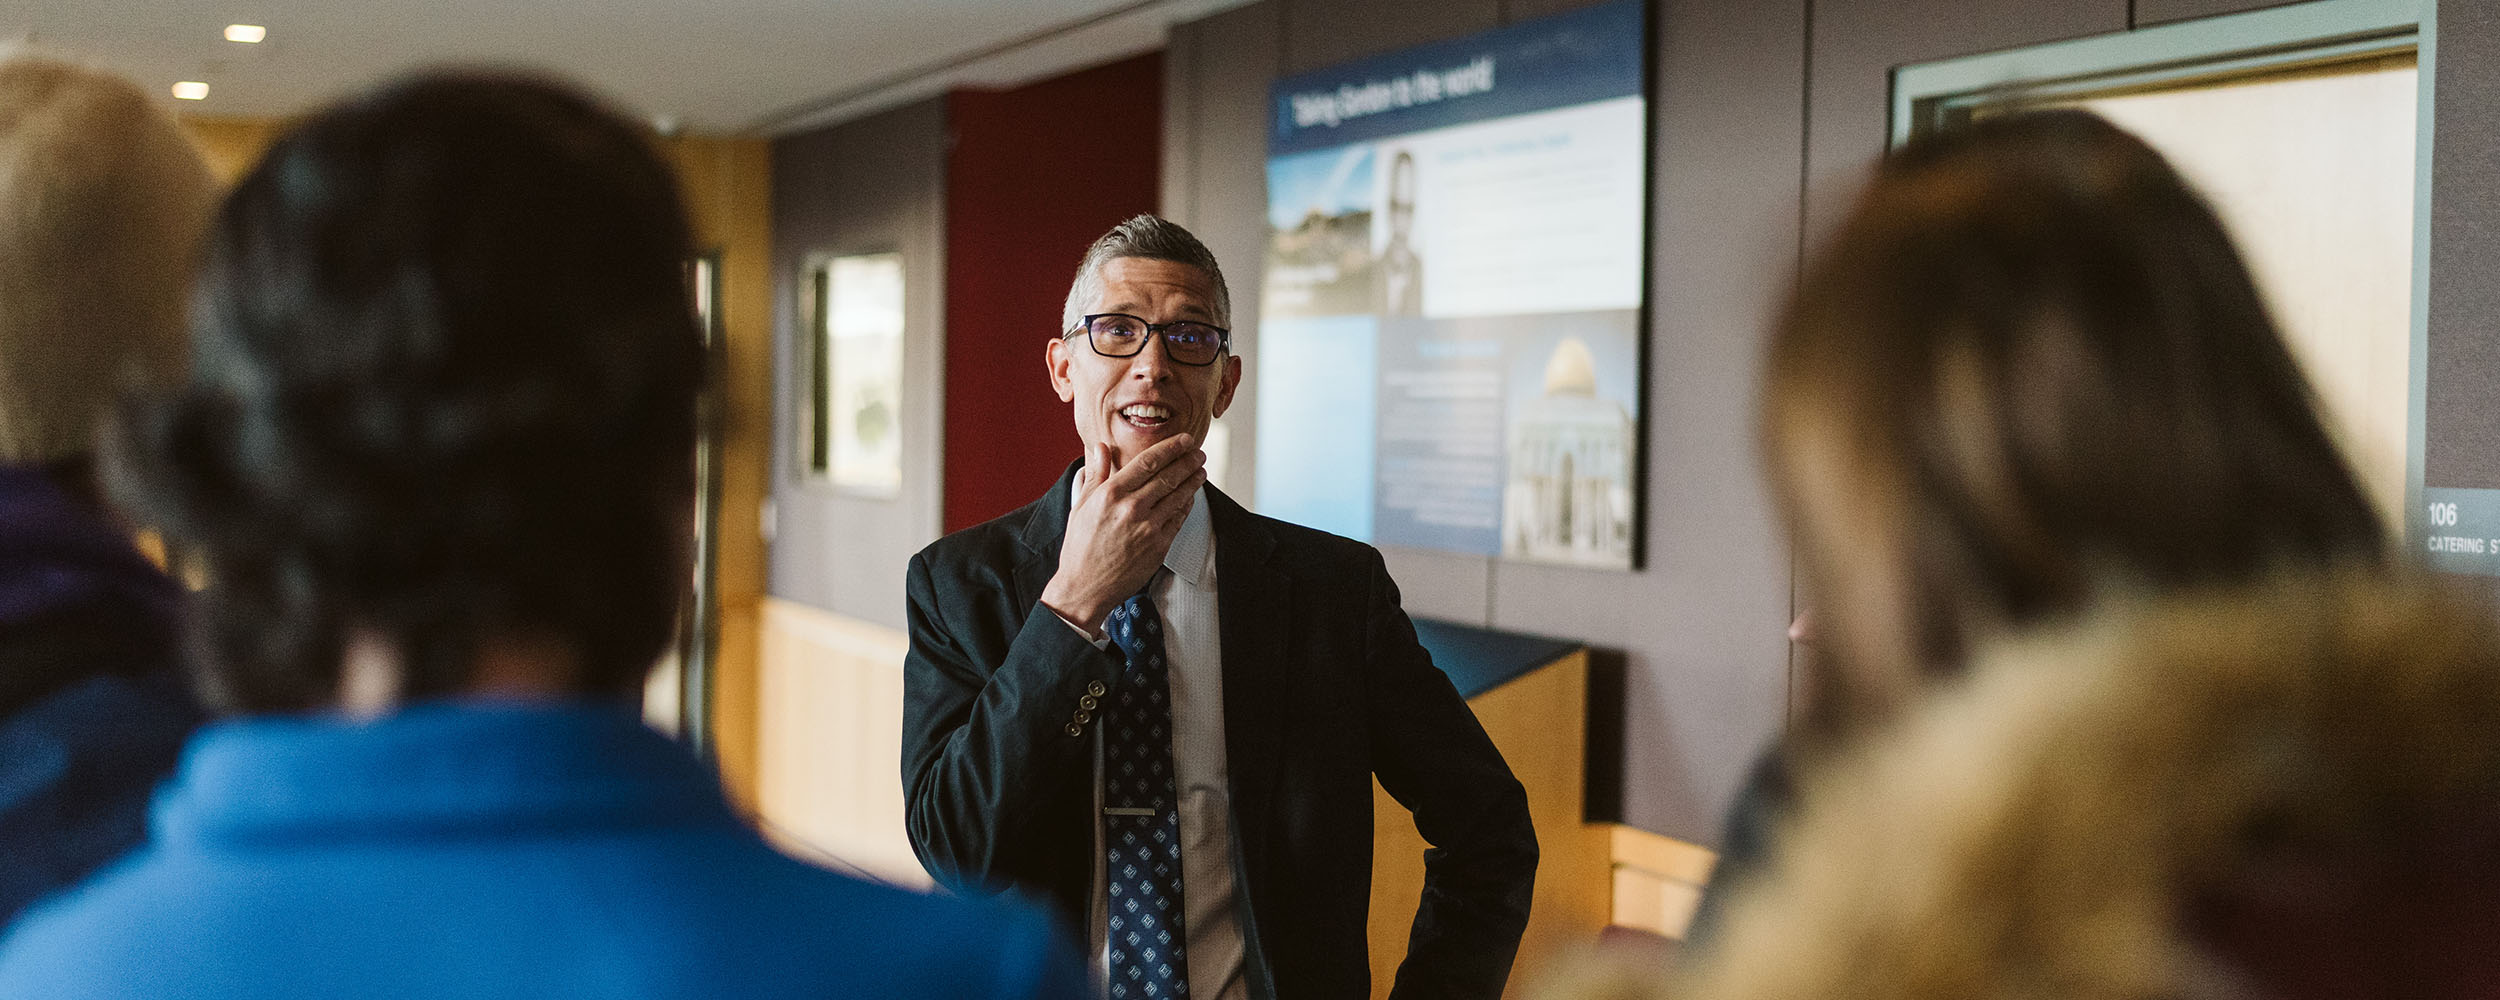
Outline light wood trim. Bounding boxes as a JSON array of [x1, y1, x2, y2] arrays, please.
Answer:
[[1609, 824, 1716, 887], [1609, 865, 1707, 941], [660, 134, 775, 812]]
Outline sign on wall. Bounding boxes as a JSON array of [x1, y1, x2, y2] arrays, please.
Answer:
[[1254, 0, 1648, 570]]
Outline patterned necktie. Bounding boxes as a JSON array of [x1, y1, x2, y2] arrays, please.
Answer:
[[1104, 587, 1190, 999]]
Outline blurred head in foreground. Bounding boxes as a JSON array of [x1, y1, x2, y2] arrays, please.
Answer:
[[0, 48, 213, 477], [0, 46, 214, 929], [108, 71, 702, 714], [1684, 569, 2500, 1000], [1762, 109, 2383, 741]]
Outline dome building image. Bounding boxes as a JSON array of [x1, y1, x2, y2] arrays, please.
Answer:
[[1502, 336, 1635, 567]]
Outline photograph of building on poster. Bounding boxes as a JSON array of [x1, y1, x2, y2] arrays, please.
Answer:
[[1255, 0, 1647, 570]]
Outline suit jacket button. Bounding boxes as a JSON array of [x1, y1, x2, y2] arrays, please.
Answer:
[[1073, 709, 1092, 725], [1087, 680, 1107, 697], [1079, 695, 1098, 710], [1065, 722, 1084, 737]]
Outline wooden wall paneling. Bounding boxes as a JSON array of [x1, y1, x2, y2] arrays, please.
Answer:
[[662, 134, 776, 810], [178, 115, 283, 184]]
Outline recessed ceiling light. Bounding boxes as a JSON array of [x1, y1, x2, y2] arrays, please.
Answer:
[[171, 81, 210, 100], [224, 24, 266, 43]]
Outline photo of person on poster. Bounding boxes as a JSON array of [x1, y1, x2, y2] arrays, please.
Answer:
[[1378, 149, 1423, 316]]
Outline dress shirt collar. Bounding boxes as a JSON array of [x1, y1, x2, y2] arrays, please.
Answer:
[[1165, 488, 1214, 588]]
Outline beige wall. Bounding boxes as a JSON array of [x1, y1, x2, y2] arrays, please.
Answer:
[[754, 599, 929, 887]]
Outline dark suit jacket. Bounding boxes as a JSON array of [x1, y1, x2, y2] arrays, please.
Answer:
[[902, 463, 1538, 999]]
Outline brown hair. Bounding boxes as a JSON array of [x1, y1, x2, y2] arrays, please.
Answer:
[[1763, 109, 2383, 738]]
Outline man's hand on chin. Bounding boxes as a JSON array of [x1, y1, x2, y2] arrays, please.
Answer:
[[1041, 433, 1206, 637]]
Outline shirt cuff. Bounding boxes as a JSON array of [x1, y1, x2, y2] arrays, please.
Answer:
[[1054, 609, 1114, 651]]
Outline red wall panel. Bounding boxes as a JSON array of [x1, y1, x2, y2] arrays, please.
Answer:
[[944, 53, 1163, 532]]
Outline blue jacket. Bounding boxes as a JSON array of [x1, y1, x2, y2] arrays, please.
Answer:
[[0, 701, 1087, 999]]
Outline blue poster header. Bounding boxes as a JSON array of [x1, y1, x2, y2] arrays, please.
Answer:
[[1268, 0, 1646, 157]]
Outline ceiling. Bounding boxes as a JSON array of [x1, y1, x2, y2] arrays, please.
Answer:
[[9, 0, 1243, 134]]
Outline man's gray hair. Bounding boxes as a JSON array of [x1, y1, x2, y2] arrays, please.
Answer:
[[1060, 214, 1233, 332]]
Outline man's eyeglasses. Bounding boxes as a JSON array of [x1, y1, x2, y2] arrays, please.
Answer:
[[1066, 313, 1231, 367]]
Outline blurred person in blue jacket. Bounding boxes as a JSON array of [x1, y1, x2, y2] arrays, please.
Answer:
[[0, 70, 1085, 1000], [0, 50, 215, 928]]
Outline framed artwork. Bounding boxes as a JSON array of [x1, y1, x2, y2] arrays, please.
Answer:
[[805, 252, 906, 497]]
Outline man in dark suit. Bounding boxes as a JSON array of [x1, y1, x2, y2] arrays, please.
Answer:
[[903, 215, 1536, 1000]]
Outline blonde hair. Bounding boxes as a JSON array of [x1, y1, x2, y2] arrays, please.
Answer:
[[0, 49, 214, 464]]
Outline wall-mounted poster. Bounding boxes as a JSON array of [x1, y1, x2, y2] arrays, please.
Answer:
[[813, 252, 906, 497], [1254, 0, 1647, 570]]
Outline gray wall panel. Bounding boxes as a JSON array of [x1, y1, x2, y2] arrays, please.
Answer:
[[1175, 1, 1284, 504], [1521, 0, 1806, 840], [2427, 0, 2500, 487], [1804, 0, 2123, 240], [1281, 0, 1499, 75], [1161, 19, 1201, 231], [1380, 545, 1495, 625], [2134, 0, 2308, 27], [767, 98, 949, 629]]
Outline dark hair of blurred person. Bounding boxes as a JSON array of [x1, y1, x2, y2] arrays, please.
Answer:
[[0, 71, 1084, 1000], [0, 49, 214, 928], [1685, 109, 2386, 948], [1682, 570, 2500, 1000]]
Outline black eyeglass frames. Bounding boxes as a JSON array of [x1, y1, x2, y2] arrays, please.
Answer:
[[1066, 312, 1231, 366]]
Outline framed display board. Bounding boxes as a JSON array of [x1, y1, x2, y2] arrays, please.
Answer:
[[1255, 0, 1650, 570]]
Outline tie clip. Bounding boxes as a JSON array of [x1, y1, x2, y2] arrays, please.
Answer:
[[1102, 806, 1157, 817]]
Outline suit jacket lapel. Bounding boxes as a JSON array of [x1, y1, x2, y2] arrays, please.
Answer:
[[1009, 461, 1084, 618], [1209, 486, 1286, 896]]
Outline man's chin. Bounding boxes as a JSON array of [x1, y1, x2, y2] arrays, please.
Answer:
[[1104, 422, 1190, 465]]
